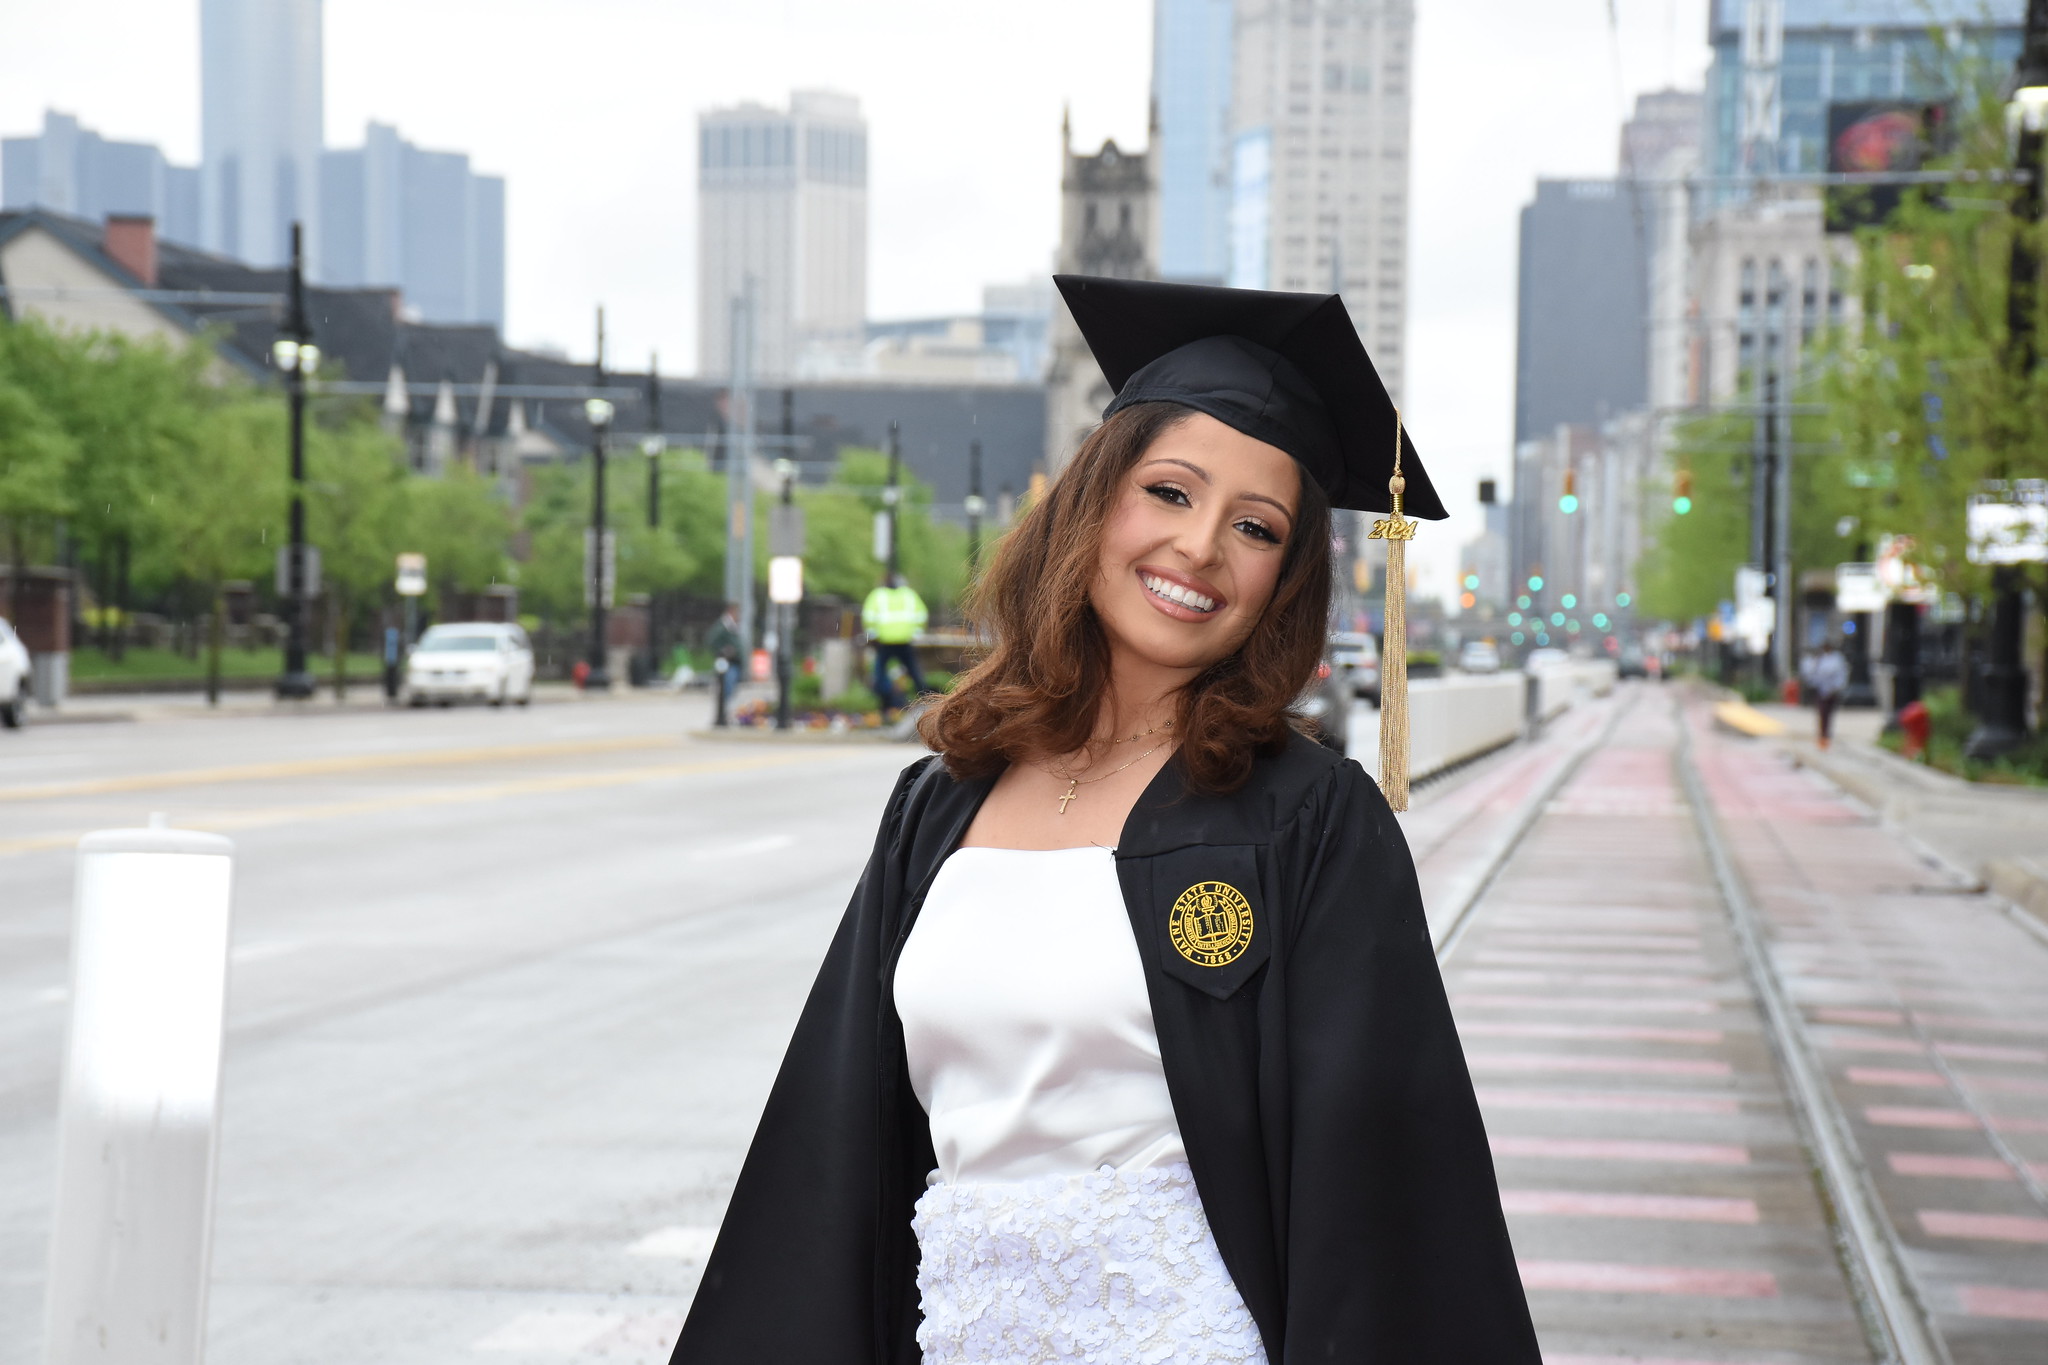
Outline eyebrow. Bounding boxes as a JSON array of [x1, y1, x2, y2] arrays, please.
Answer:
[[1141, 457, 1298, 522]]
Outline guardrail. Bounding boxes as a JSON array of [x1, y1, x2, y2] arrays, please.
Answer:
[[1350, 660, 1620, 785]]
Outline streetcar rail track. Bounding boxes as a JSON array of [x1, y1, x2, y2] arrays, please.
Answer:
[[1673, 696, 1951, 1365]]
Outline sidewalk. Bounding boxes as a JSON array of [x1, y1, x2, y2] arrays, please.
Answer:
[[1754, 700, 2048, 925], [23, 680, 696, 725]]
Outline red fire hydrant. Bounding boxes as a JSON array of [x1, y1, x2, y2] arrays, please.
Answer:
[[1781, 677, 1802, 705], [1899, 700, 1931, 761], [571, 659, 590, 690]]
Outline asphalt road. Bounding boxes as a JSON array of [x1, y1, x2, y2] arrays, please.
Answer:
[[1, 692, 912, 1362]]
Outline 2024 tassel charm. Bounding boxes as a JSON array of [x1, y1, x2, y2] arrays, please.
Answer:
[[1365, 411, 1415, 812]]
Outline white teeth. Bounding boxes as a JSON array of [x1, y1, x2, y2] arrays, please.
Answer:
[[1142, 573, 1216, 613]]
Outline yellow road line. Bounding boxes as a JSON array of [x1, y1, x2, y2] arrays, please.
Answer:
[[0, 749, 853, 859], [0, 733, 686, 803]]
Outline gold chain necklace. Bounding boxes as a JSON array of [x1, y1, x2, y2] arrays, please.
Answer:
[[1048, 734, 1175, 815]]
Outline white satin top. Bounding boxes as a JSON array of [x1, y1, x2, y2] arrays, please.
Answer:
[[894, 846, 1188, 1185]]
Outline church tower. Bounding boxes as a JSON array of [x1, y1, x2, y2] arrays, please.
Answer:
[[1043, 105, 1160, 474]]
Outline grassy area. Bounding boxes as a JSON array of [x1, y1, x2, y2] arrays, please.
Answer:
[[70, 645, 383, 683], [1875, 685, 2048, 787]]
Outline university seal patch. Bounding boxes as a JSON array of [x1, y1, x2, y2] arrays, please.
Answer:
[[1168, 880, 1255, 968]]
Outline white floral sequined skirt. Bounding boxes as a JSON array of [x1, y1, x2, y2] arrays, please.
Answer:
[[910, 1162, 1269, 1365]]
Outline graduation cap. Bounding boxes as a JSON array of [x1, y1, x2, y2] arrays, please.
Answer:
[[1054, 274, 1428, 808]]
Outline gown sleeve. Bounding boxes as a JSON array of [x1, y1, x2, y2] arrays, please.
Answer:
[[671, 756, 936, 1365], [1278, 762, 1541, 1362]]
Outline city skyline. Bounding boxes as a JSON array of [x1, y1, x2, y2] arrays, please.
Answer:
[[0, 0, 1713, 602]]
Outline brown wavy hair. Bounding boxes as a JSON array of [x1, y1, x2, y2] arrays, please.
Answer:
[[919, 402, 1333, 793]]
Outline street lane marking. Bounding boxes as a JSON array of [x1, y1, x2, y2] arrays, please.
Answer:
[[0, 732, 685, 803], [1889, 1152, 2048, 1182], [1476, 1087, 1741, 1115], [1457, 970, 1719, 991], [1458, 1022, 1724, 1044], [1487, 931, 1706, 949], [1468, 1051, 1734, 1078], [1916, 1209, 2048, 1243], [627, 1225, 721, 1260], [1516, 1259, 1778, 1298], [1475, 950, 1715, 970], [1452, 994, 1717, 1015], [1866, 1105, 2048, 1135], [690, 835, 795, 861], [1490, 1135, 1749, 1165], [0, 751, 849, 859], [472, 1312, 620, 1352], [1499, 1189, 1760, 1224], [1958, 1285, 2048, 1321]]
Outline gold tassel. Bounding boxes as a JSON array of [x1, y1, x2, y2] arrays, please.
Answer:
[[1367, 411, 1416, 811]]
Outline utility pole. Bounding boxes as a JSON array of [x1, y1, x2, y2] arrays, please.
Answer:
[[274, 222, 317, 700], [1967, 0, 2048, 757], [724, 282, 759, 659]]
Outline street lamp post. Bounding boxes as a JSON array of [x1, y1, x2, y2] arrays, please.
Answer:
[[584, 307, 614, 692], [884, 420, 902, 580], [643, 354, 664, 684], [272, 223, 319, 700], [964, 438, 986, 577], [772, 459, 798, 732], [1966, 8, 2048, 758]]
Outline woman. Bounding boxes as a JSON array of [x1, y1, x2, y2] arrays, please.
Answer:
[[673, 277, 1538, 1364]]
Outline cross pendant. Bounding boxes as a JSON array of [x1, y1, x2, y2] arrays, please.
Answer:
[[1057, 781, 1077, 814]]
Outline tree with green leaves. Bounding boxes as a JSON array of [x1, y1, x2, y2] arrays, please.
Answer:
[[0, 376, 78, 626], [305, 417, 410, 698]]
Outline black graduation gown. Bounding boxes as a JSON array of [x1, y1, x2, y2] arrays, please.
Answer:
[[671, 732, 1540, 1364]]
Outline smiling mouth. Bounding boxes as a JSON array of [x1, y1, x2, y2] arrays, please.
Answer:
[[1141, 571, 1220, 614]]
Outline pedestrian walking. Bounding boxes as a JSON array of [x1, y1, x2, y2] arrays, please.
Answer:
[[671, 277, 1537, 1364], [705, 602, 743, 721], [1810, 636, 1849, 750], [861, 572, 928, 712]]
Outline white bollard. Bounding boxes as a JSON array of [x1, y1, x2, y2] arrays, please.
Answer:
[[45, 821, 234, 1365]]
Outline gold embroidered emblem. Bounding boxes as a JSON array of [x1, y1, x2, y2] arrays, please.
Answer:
[[1168, 881, 1255, 968]]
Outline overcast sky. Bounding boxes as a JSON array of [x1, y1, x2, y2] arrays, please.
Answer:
[[0, 0, 1711, 600]]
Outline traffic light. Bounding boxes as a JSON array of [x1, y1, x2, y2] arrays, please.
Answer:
[[1527, 575, 1544, 592], [1463, 573, 1480, 591], [1673, 469, 1693, 515], [1558, 469, 1579, 515]]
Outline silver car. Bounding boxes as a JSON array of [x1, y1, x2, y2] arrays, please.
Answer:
[[0, 618, 29, 729]]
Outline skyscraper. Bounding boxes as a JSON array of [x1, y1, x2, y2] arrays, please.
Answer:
[[2, 110, 200, 245], [1703, 0, 2021, 181], [322, 123, 506, 328], [1153, 0, 1234, 283], [696, 90, 868, 379], [1512, 180, 1650, 443], [200, 0, 324, 270], [1229, 0, 1413, 398]]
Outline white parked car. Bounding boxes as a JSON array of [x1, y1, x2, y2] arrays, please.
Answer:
[[1457, 640, 1501, 674], [1524, 647, 1570, 672], [405, 623, 534, 707], [0, 617, 29, 729]]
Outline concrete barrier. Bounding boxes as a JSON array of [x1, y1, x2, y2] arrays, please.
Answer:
[[1350, 661, 1619, 785]]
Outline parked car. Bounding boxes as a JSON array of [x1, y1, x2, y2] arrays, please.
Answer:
[[1299, 660, 1352, 754], [0, 617, 29, 729], [1617, 644, 1653, 679], [1524, 646, 1570, 673], [1456, 640, 1501, 674], [1327, 630, 1381, 705], [404, 623, 535, 707]]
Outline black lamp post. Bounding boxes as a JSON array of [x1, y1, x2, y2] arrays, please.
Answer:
[[642, 353, 664, 685], [273, 222, 318, 700], [883, 420, 902, 579], [964, 438, 986, 577], [1966, 5, 2048, 759], [584, 307, 614, 691]]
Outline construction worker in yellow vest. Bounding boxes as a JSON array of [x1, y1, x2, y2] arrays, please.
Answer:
[[861, 573, 928, 713]]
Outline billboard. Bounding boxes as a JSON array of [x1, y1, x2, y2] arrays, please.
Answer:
[[1824, 100, 1948, 233]]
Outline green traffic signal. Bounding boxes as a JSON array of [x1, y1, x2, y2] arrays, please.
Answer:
[[1558, 493, 1580, 514], [1673, 495, 1693, 515]]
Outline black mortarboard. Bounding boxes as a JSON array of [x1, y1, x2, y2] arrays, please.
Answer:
[[1053, 275, 1444, 519]]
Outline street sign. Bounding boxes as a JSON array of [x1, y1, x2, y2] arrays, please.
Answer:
[[395, 552, 427, 597], [769, 504, 806, 557], [583, 528, 616, 609], [1834, 562, 1885, 613], [768, 555, 804, 605], [872, 510, 892, 564], [275, 544, 321, 597], [1966, 482, 2048, 564]]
